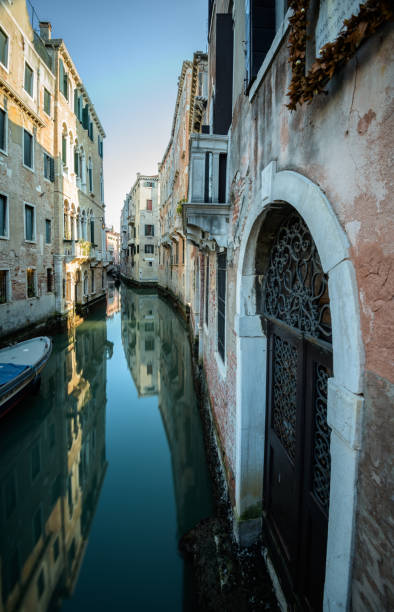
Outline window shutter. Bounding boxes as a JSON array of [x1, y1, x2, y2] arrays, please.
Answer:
[[0, 108, 5, 151], [59, 59, 64, 91], [50, 157, 54, 182], [62, 136, 67, 165], [74, 149, 79, 175], [74, 88, 78, 114], [82, 105, 89, 129], [90, 219, 94, 244]]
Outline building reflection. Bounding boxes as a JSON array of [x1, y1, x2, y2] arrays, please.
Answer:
[[106, 281, 121, 319], [0, 306, 109, 612], [121, 285, 212, 540]]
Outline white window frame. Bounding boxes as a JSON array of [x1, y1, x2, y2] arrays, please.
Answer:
[[0, 24, 10, 72], [24, 201, 36, 243], [0, 104, 8, 155], [24, 61, 34, 99], [0, 268, 11, 304], [23, 128, 34, 172], [0, 191, 9, 239]]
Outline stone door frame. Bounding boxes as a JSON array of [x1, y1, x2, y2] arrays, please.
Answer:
[[234, 163, 364, 610]]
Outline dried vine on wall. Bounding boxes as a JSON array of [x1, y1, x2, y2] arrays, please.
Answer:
[[287, 0, 394, 110]]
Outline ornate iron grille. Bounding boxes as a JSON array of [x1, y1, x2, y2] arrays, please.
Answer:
[[272, 335, 298, 462], [263, 213, 331, 341], [312, 363, 332, 512]]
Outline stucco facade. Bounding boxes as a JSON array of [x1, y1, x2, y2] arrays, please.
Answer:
[[121, 174, 159, 285], [0, 0, 107, 340]]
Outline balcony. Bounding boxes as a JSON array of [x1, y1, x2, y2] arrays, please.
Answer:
[[183, 133, 230, 248]]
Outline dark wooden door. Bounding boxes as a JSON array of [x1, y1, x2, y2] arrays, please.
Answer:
[[264, 319, 332, 610]]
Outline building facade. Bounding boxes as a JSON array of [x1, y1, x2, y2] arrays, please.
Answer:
[[161, 1, 394, 610], [0, 0, 107, 340], [120, 174, 159, 285]]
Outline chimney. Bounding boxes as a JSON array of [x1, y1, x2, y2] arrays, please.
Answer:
[[39, 22, 52, 41]]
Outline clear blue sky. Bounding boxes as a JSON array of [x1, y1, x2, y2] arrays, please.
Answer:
[[30, 0, 208, 230]]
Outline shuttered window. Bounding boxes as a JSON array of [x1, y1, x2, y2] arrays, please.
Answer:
[[245, 0, 276, 91], [145, 224, 154, 237], [25, 204, 35, 241], [59, 59, 68, 99], [0, 27, 8, 68], [146, 199, 152, 211], [62, 135, 67, 166], [82, 105, 89, 130], [45, 219, 51, 244], [0, 107, 6, 151], [90, 219, 95, 244], [24, 63, 33, 96], [44, 153, 54, 181], [44, 88, 51, 115], [145, 244, 154, 254], [0, 194, 7, 237], [23, 130, 33, 168], [217, 251, 226, 360]]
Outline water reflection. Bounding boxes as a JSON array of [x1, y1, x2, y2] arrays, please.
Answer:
[[0, 304, 109, 611], [0, 286, 212, 611], [121, 286, 212, 539]]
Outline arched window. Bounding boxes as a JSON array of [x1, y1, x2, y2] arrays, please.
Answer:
[[64, 200, 70, 240], [62, 123, 68, 168], [81, 210, 87, 240]]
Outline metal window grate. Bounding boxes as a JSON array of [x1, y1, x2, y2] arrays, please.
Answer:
[[0, 269, 7, 303]]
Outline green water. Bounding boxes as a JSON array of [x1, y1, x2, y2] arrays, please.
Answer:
[[0, 284, 213, 611]]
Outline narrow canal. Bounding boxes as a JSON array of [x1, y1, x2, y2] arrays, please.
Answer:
[[0, 284, 213, 611]]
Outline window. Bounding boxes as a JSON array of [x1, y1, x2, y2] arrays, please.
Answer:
[[31, 441, 41, 479], [145, 322, 154, 332], [98, 136, 103, 158], [74, 148, 79, 175], [37, 569, 45, 599], [25, 204, 35, 241], [88, 159, 93, 192], [45, 219, 51, 244], [90, 218, 95, 243], [24, 63, 33, 97], [146, 199, 152, 211], [83, 272, 88, 295], [59, 59, 68, 100], [47, 268, 53, 292], [145, 224, 154, 237], [43, 88, 51, 115], [88, 120, 94, 141], [245, 0, 277, 90], [205, 254, 209, 326], [144, 181, 154, 187], [217, 251, 226, 360], [44, 153, 54, 181], [145, 338, 154, 351], [91, 269, 95, 292], [0, 194, 8, 238], [145, 244, 154, 254], [0, 107, 7, 152], [0, 269, 9, 303], [62, 135, 67, 166], [0, 26, 8, 68], [100, 173, 104, 203], [23, 130, 33, 169], [147, 363, 153, 375], [27, 268, 36, 297]]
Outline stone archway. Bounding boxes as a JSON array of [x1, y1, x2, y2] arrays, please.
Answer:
[[234, 164, 364, 609]]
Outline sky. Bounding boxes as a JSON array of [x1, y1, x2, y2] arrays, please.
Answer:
[[30, 0, 208, 231]]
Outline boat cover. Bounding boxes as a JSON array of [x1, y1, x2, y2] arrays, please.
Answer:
[[0, 363, 30, 386]]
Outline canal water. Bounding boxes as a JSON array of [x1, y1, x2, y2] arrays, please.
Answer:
[[0, 284, 213, 611]]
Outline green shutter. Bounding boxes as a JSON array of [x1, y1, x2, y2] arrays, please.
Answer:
[[62, 136, 67, 165], [74, 149, 79, 175], [74, 88, 78, 115], [59, 59, 64, 92], [82, 105, 89, 129], [50, 157, 54, 182]]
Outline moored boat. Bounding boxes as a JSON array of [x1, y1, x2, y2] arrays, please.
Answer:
[[0, 336, 52, 417]]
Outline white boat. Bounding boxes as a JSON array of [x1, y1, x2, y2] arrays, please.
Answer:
[[0, 336, 52, 417]]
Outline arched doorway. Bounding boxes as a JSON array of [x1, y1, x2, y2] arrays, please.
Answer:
[[261, 210, 332, 609], [234, 166, 364, 610]]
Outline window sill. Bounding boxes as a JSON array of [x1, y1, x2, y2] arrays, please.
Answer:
[[0, 148, 8, 156], [0, 235, 9, 240], [25, 239, 37, 244], [248, 8, 292, 103], [23, 163, 34, 173], [0, 62, 9, 73]]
